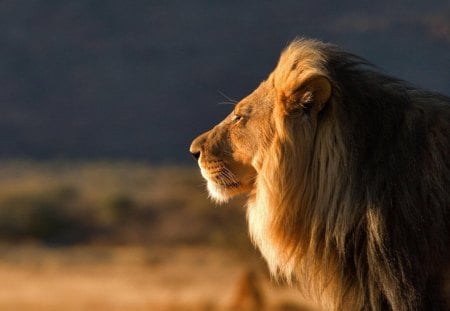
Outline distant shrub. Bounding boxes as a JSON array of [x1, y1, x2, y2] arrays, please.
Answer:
[[0, 161, 249, 247], [98, 193, 136, 227], [0, 186, 91, 244]]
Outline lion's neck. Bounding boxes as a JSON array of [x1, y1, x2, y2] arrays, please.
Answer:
[[246, 121, 355, 309]]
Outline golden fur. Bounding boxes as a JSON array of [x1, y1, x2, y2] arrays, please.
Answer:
[[190, 39, 450, 310]]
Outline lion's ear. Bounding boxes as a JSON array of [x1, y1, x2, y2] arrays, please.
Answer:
[[281, 75, 332, 114]]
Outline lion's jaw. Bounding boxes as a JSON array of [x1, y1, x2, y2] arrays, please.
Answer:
[[198, 159, 256, 204]]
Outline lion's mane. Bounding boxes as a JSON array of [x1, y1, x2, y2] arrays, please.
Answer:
[[247, 40, 449, 311]]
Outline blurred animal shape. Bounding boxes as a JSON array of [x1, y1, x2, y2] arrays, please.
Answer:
[[229, 269, 264, 311]]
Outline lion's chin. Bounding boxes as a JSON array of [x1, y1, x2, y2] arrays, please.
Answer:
[[206, 181, 249, 204]]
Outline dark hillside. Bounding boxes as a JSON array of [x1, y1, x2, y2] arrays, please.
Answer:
[[0, 1, 449, 161]]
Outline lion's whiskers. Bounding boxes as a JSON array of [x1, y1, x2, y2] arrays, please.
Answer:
[[217, 90, 238, 104]]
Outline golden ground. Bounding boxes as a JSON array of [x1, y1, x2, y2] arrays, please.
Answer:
[[0, 245, 318, 311]]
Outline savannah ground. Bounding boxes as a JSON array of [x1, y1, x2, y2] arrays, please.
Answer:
[[0, 161, 317, 310]]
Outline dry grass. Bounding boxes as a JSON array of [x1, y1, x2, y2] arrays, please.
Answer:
[[0, 160, 319, 310]]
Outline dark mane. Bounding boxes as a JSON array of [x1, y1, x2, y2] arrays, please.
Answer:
[[263, 39, 450, 310], [319, 43, 450, 310]]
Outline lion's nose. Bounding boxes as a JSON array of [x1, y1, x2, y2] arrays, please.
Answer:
[[189, 143, 201, 161], [190, 133, 206, 161], [190, 149, 201, 161]]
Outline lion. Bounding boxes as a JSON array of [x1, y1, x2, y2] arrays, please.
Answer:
[[190, 38, 450, 311]]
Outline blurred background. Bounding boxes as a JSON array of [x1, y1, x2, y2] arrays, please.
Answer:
[[0, 1, 449, 310]]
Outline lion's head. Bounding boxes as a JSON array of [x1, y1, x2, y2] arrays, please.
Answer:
[[190, 40, 331, 204], [190, 39, 450, 311]]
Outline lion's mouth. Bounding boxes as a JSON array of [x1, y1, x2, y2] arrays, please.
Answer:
[[199, 164, 248, 203], [202, 167, 240, 186]]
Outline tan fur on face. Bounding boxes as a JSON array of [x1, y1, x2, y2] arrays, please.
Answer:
[[190, 38, 450, 310]]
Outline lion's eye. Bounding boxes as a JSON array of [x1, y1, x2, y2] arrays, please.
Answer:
[[231, 114, 243, 123]]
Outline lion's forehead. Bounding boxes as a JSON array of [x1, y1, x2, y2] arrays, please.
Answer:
[[235, 103, 253, 115], [237, 81, 275, 111]]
